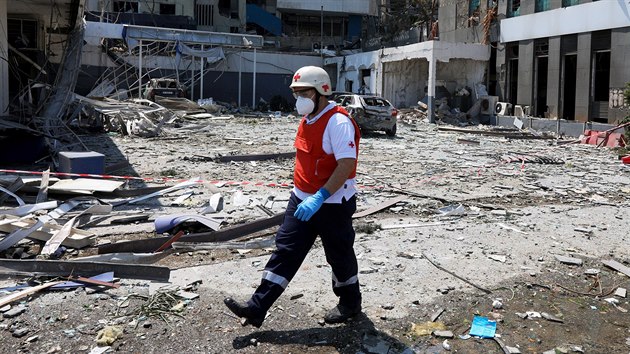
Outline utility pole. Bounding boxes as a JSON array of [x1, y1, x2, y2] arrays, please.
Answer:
[[320, 4, 324, 60]]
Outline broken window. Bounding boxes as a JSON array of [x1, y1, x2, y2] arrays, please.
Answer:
[[345, 80, 353, 93], [534, 39, 549, 117], [160, 4, 176, 15], [507, 0, 520, 17], [7, 18, 38, 49], [196, 3, 214, 26], [592, 51, 611, 102], [535, 0, 551, 12], [113, 1, 138, 13], [218, 0, 239, 19], [468, 0, 481, 26]]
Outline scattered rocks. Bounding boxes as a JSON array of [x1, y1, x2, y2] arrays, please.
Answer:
[[12, 327, 29, 338], [3, 305, 27, 318], [433, 330, 454, 338], [436, 285, 455, 294]]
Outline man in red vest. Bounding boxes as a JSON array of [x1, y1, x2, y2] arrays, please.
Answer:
[[224, 66, 362, 327]]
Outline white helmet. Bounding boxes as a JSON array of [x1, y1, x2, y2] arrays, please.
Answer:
[[289, 66, 332, 96]]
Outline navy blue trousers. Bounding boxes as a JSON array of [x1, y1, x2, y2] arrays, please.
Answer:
[[247, 192, 361, 315]]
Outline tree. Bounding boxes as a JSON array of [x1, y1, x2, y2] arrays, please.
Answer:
[[379, 0, 438, 39]]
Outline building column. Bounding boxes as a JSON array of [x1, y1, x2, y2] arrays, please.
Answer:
[[574, 32, 592, 122], [496, 43, 507, 101], [0, 0, 8, 114], [609, 27, 630, 123], [546, 36, 562, 119], [517, 40, 534, 106], [549, 0, 563, 10], [427, 52, 436, 123]]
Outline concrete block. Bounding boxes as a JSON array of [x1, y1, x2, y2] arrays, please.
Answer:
[[58, 151, 105, 176]]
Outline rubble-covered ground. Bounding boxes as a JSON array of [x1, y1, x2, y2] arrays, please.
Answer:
[[1, 113, 630, 353]]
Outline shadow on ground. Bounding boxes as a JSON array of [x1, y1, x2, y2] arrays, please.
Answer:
[[233, 313, 414, 353]]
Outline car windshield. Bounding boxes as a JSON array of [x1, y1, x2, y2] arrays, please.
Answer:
[[362, 97, 389, 107]]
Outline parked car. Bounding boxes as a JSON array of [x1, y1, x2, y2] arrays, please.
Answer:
[[334, 94, 398, 136], [329, 91, 354, 102], [143, 78, 186, 101]]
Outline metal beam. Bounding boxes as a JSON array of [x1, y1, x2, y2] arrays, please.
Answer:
[[0, 259, 170, 281], [98, 213, 284, 254], [122, 24, 264, 48]]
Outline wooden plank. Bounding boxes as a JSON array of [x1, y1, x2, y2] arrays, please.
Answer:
[[98, 213, 284, 254], [602, 259, 630, 278], [0, 281, 64, 308], [49, 178, 124, 193], [0, 215, 94, 249], [155, 230, 185, 253], [0, 259, 170, 281], [352, 195, 407, 219]]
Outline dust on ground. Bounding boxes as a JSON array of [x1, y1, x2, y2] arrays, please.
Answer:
[[1, 114, 630, 353]]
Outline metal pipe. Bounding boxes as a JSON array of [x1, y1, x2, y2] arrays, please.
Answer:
[[320, 4, 324, 60], [191, 55, 195, 101], [138, 40, 143, 98], [252, 49, 257, 109], [200, 45, 204, 100]]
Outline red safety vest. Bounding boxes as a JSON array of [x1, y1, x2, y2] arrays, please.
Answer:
[[293, 105, 360, 193]]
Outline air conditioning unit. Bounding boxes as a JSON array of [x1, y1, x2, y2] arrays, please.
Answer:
[[312, 42, 321, 51], [514, 105, 531, 117], [495, 102, 512, 115], [480, 96, 499, 115]]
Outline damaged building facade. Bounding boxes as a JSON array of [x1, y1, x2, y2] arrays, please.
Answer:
[[440, 0, 630, 124], [3, 0, 629, 125]]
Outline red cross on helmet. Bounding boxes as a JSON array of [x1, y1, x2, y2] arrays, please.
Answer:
[[289, 66, 332, 96]]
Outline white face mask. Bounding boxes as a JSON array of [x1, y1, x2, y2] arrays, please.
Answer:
[[296, 96, 315, 115]]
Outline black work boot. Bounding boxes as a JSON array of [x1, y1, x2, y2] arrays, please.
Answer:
[[223, 298, 265, 328], [324, 303, 362, 324]]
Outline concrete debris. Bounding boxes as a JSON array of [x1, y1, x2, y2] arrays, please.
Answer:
[[614, 287, 627, 298], [432, 330, 454, 338], [525, 311, 542, 319], [12, 327, 29, 338], [442, 339, 451, 351], [3, 304, 27, 318], [200, 193, 224, 214], [541, 312, 564, 323], [555, 255, 583, 266], [602, 259, 630, 278], [488, 255, 507, 263], [584, 268, 601, 275]]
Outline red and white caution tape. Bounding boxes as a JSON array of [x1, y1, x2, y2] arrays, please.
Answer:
[[0, 168, 293, 188]]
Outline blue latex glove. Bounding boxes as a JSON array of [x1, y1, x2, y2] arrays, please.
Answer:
[[294, 188, 331, 221]]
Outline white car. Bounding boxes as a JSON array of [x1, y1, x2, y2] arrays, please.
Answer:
[[334, 94, 398, 136]]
